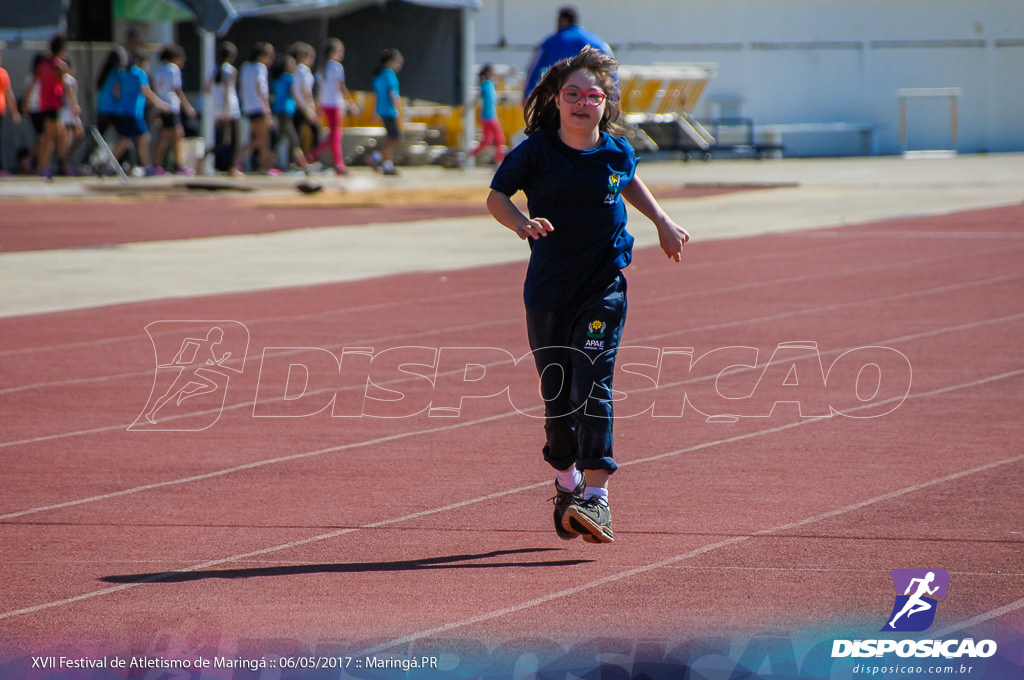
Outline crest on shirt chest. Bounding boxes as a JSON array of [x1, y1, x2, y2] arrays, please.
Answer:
[[603, 171, 625, 205]]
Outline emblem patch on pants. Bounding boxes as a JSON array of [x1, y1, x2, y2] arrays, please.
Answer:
[[584, 320, 607, 350]]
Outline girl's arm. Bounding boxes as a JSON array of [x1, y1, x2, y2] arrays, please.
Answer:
[[622, 176, 690, 262], [142, 84, 171, 112], [390, 78, 402, 128], [67, 79, 81, 116], [339, 79, 357, 114], [487, 189, 553, 240], [21, 76, 37, 114], [5, 88, 20, 122], [259, 69, 271, 115], [221, 70, 235, 120], [177, 86, 195, 118]]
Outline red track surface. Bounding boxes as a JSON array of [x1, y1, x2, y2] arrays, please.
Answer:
[[1, 202, 1022, 675]]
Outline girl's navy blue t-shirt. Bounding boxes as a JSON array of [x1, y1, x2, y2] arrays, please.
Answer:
[[490, 130, 637, 310]]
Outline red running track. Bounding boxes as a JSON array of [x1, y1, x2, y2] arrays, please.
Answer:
[[1, 203, 1022, 674]]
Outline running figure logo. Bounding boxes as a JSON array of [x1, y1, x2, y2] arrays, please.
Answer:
[[130, 321, 249, 431], [881, 568, 950, 632]]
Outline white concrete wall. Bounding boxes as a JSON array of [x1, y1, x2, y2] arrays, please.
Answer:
[[474, 0, 1024, 155]]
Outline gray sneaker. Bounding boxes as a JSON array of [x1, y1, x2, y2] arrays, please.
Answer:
[[563, 496, 614, 543], [551, 474, 586, 540]]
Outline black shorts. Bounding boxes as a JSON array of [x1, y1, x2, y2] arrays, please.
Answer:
[[30, 110, 58, 134], [116, 116, 147, 139], [96, 113, 121, 135], [381, 116, 402, 140], [159, 112, 182, 129]]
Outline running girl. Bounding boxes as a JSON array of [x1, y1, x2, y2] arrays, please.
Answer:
[[486, 46, 689, 544]]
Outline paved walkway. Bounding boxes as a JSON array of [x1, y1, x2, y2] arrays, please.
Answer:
[[1, 153, 1022, 317]]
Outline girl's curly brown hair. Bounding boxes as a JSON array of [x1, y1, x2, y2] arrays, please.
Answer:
[[523, 45, 624, 137]]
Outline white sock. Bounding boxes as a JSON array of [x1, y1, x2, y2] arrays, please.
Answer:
[[585, 487, 608, 505], [556, 467, 582, 491]]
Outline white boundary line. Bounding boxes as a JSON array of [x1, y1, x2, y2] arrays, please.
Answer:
[[931, 597, 1024, 638], [4, 236, 1010, 395], [1, 262, 1021, 451], [362, 452, 1024, 655], [2, 310, 1023, 519], [0, 235, 852, 359], [1, 367, 1022, 625]]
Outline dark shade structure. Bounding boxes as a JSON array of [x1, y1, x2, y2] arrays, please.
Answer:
[[176, 0, 478, 105]]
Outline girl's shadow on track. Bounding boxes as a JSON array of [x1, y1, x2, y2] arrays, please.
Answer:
[[100, 548, 593, 584]]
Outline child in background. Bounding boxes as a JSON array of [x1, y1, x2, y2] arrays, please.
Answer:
[[0, 44, 21, 175], [239, 42, 275, 174], [205, 41, 242, 176], [152, 44, 196, 174], [308, 38, 355, 175], [469, 64, 505, 165], [288, 42, 318, 159], [21, 53, 44, 174], [486, 47, 689, 544], [115, 50, 170, 176], [58, 55, 84, 175], [271, 54, 309, 173], [32, 34, 69, 176], [93, 46, 126, 174], [370, 48, 403, 176]]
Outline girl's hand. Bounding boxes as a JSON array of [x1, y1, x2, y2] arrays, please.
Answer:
[[486, 189, 552, 241], [515, 217, 554, 240], [657, 219, 690, 262]]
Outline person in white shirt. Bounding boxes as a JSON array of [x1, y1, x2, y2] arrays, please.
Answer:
[[239, 41, 275, 173], [204, 41, 242, 176], [152, 44, 196, 174], [288, 41, 318, 158], [307, 38, 356, 175], [58, 55, 83, 174]]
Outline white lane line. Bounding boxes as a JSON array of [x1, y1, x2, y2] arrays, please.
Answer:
[[0, 236, 863, 358], [2, 259, 1021, 450], [931, 597, 1024, 638], [359, 451, 1024, 654], [2, 367, 1021, 625], [2, 238, 1019, 395], [3, 311, 1022, 521]]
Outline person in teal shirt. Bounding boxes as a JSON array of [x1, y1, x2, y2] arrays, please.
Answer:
[[271, 54, 309, 173], [469, 64, 506, 164], [117, 51, 169, 175], [370, 48, 403, 175]]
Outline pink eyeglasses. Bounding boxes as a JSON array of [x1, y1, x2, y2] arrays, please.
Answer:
[[560, 88, 607, 106]]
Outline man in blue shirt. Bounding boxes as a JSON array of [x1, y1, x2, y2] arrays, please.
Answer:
[[523, 6, 613, 98]]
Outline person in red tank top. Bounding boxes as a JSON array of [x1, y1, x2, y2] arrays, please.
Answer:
[[33, 33, 69, 175]]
